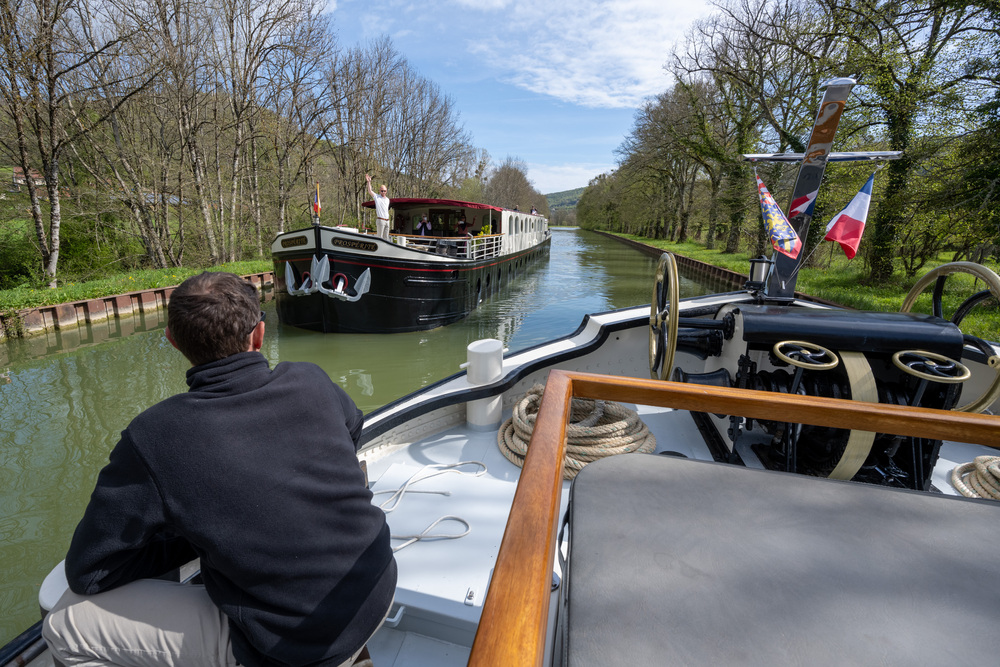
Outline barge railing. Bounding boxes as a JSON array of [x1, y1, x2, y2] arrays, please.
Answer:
[[394, 233, 504, 260]]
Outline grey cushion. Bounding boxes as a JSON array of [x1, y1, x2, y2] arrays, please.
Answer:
[[564, 454, 1000, 665]]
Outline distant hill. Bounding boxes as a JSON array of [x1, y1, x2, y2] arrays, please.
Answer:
[[546, 187, 584, 211]]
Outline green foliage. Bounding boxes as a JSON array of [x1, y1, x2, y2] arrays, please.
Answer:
[[546, 188, 584, 211], [57, 213, 148, 279], [0, 188, 148, 286], [0, 261, 272, 311], [0, 217, 40, 289], [453, 177, 486, 204], [609, 232, 1000, 341]]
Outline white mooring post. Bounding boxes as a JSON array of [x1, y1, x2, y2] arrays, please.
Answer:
[[465, 338, 504, 430]]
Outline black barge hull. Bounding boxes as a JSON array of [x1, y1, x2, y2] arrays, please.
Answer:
[[272, 226, 551, 334]]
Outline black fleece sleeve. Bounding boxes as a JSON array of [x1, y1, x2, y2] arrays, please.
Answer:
[[64, 432, 198, 595], [342, 389, 364, 450]]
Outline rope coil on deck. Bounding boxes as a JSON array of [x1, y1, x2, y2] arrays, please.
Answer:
[[951, 456, 1000, 500], [497, 384, 656, 480]]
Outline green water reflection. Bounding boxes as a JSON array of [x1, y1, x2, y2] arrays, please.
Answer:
[[0, 230, 719, 645]]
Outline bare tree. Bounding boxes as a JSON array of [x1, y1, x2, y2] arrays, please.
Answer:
[[484, 156, 546, 213], [65, 0, 175, 267], [0, 0, 138, 285], [260, 5, 335, 234]]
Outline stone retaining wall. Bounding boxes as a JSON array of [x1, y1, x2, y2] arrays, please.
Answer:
[[0, 272, 275, 342]]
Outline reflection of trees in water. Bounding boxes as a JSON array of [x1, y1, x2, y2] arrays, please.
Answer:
[[0, 328, 186, 644]]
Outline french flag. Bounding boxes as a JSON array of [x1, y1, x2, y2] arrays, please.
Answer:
[[313, 184, 321, 216], [788, 188, 818, 218], [824, 173, 875, 259]]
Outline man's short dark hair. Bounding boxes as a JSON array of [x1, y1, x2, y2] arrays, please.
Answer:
[[167, 272, 260, 366]]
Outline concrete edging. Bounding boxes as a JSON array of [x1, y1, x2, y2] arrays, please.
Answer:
[[0, 272, 275, 342]]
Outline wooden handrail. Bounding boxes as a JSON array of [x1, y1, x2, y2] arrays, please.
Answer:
[[468, 370, 1000, 666], [467, 370, 572, 665]]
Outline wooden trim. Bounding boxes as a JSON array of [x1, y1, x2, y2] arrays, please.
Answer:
[[468, 370, 1000, 666], [468, 370, 572, 665], [568, 373, 1000, 447]]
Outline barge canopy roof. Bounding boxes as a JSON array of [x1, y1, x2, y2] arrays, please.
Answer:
[[362, 198, 505, 212]]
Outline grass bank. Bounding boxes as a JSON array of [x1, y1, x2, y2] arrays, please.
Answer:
[[0, 261, 274, 313]]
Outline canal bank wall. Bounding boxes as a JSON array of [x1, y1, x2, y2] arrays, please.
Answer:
[[597, 231, 845, 308], [0, 272, 275, 350]]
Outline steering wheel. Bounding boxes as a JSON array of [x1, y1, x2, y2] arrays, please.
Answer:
[[773, 340, 840, 371], [900, 261, 1000, 412], [892, 350, 971, 383], [649, 253, 680, 381]]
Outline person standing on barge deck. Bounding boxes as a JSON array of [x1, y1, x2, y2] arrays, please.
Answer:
[[365, 173, 391, 241], [454, 218, 472, 258], [43, 271, 396, 667], [416, 214, 432, 236]]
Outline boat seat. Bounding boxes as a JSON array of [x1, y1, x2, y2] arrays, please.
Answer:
[[559, 453, 1000, 665]]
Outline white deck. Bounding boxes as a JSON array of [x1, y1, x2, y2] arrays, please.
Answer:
[[360, 402, 741, 665], [360, 397, 988, 666]]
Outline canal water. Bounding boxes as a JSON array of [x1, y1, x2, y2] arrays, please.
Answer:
[[0, 229, 721, 646]]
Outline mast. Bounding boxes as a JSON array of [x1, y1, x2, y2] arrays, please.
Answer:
[[765, 77, 856, 298]]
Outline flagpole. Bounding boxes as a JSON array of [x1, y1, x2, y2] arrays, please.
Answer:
[[787, 166, 883, 283], [786, 242, 825, 285], [763, 78, 857, 298]]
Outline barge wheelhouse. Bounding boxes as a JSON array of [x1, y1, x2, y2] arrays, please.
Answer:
[[271, 199, 550, 333]]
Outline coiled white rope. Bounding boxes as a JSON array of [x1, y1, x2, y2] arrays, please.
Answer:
[[497, 384, 656, 480], [951, 456, 1000, 500], [372, 461, 485, 551]]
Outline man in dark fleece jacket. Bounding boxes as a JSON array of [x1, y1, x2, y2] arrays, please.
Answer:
[[42, 272, 396, 667]]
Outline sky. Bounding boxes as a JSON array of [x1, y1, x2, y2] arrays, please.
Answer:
[[327, 0, 714, 194]]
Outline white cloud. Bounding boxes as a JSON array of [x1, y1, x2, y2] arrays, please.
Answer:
[[450, 0, 512, 8], [464, 0, 711, 108], [529, 161, 615, 194], [329, 0, 711, 193]]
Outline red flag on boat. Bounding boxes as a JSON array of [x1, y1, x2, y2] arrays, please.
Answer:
[[313, 184, 321, 217], [824, 172, 875, 259], [756, 175, 801, 259]]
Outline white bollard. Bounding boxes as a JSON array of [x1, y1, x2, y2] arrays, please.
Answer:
[[465, 338, 504, 430]]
